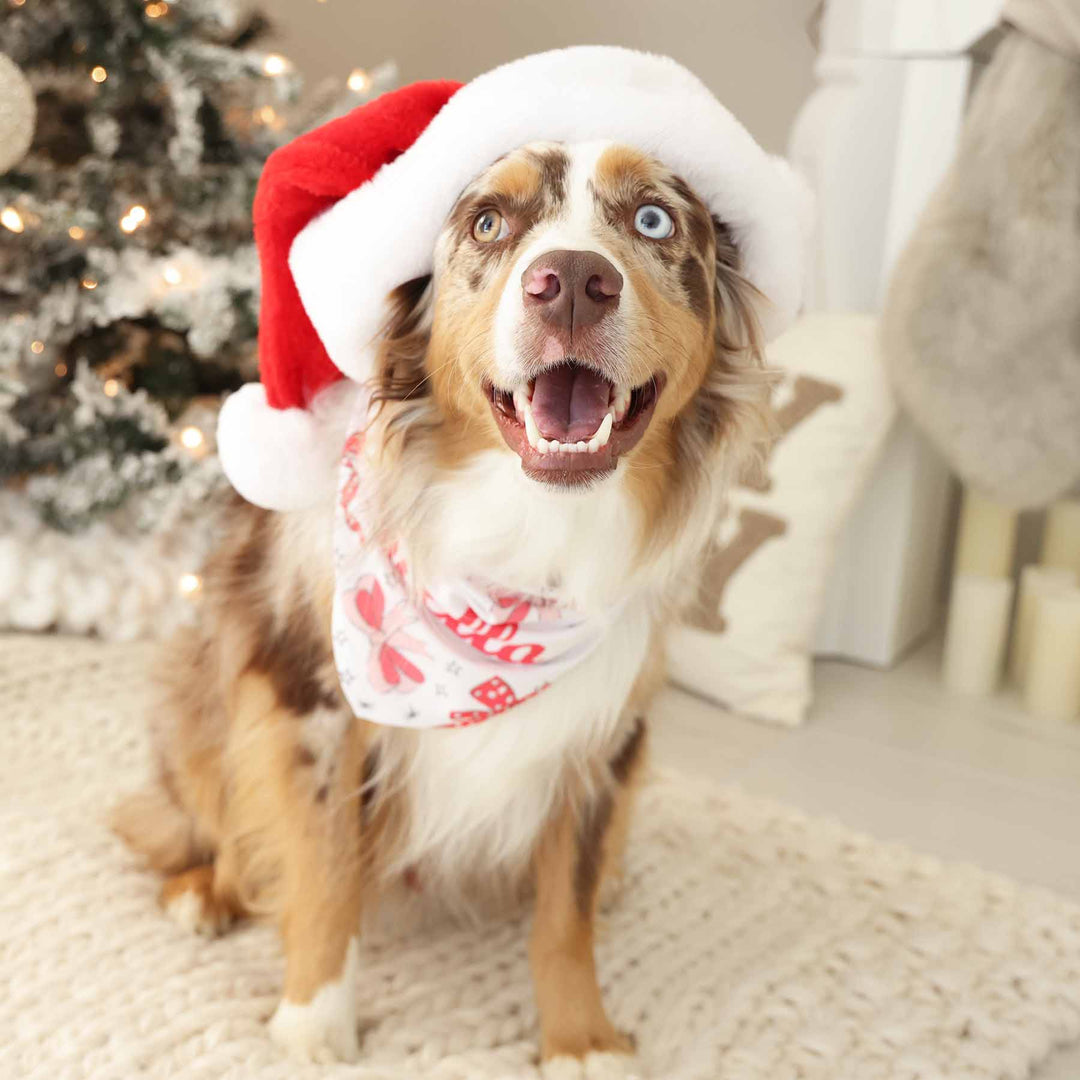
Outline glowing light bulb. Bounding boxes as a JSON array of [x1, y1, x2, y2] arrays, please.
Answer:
[[30, 340, 45, 354], [178, 573, 203, 597], [162, 265, 182, 285], [262, 54, 289, 77], [103, 378, 120, 397], [54, 363, 68, 377], [120, 206, 148, 234], [91, 65, 108, 83], [347, 68, 371, 93], [145, 1, 167, 16], [179, 426, 204, 450], [81, 277, 98, 290], [10, 0, 27, 8], [68, 225, 86, 241], [2, 207, 24, 233]]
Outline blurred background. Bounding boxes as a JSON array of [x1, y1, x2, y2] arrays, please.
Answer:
[[255, 0, 820, 153]]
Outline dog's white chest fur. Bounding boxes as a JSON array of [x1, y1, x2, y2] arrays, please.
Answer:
[[378, 450, 656, 883], [390, 597, 650, 882]]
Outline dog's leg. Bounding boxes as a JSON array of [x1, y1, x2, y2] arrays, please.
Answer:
[[531, 719, 648, 1080], [228, 671, 368, 1065]]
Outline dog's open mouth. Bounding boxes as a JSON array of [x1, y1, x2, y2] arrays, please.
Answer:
[[486, 361, 664, 485]]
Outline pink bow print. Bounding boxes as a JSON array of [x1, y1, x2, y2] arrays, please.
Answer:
[[344, 576, 428, 694]]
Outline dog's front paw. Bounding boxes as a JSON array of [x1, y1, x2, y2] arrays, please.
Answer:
[[268, 988, 360, 1064], [541, 1050, 644, 1080]]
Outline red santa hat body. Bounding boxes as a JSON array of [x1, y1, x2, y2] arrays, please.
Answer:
[[219, 46, 811, 511]]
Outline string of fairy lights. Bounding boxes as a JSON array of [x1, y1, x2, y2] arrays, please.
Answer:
[[4, 0, 376, 600]]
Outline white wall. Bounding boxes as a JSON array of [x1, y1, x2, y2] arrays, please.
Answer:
[[260, 0, 820, 152]]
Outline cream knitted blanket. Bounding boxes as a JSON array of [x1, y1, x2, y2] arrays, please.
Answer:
[[2, 633, 1080, 1080]]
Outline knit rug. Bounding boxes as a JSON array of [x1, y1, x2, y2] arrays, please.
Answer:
[[3, 635, 1080, 1080]]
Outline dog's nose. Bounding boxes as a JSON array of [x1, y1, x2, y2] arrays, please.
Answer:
[[521, 249, 623, 333]]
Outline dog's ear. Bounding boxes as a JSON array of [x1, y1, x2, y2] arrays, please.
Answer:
[[712, 219, 764, 370], [372, 274, 433, 404], [676, 219, 774, 482]]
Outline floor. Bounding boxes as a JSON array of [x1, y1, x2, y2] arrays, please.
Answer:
[[650, 636, 1080, 1080]]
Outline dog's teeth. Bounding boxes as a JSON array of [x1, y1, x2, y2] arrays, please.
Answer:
[[525, 405, 616, 456], [513, 388, 530, 421], [584, 412, 614, 454], [613, 388, 630, 422], [595, 412, 613, 448], [523, 404, 541, 450]]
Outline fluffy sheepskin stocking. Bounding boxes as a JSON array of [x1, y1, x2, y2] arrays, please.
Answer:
[[881, 5, 1080, 508]]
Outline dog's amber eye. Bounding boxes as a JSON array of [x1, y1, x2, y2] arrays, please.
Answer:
[[473, 209, 509, 244]]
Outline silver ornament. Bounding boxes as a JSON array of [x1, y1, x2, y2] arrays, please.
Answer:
[[0, 53, 36, 175]]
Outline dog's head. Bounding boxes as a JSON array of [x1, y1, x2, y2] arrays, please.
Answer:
[[374, 140, 768, 517]]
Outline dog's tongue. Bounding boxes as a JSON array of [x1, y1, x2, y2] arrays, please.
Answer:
[[530, 365, 612, 443]]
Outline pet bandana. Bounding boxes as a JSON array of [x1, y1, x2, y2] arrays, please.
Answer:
[[331, 395, 617, 728]]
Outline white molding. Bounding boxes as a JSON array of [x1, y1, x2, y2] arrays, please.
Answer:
[[879, 58, 972, 286], [823, 0, 1004, 55], [793, 2, 1000, 666]]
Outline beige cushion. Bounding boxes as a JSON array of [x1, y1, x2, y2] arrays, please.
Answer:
[[668, 313, 895, 726]]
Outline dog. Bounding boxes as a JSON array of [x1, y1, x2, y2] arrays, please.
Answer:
[[113, 138, 769, 1074]]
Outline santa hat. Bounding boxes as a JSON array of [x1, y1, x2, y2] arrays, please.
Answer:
[[219, 46, 812, 511]]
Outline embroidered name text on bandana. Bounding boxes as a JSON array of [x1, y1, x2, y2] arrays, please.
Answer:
[[331, 399, 616, 729]]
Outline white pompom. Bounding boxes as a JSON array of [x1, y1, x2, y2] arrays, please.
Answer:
[[217, 381, 355, 511]]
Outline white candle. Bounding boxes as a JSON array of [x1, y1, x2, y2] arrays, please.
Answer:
[[954, 488, 1018, 579], [1041, 499, 1080, 578], [1009, 565, 1078, 686], [942, 574, 1014, 696], [1024, 588, 1080, 722]]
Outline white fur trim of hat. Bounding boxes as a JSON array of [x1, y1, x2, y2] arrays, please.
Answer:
[[292, 46, 811, 383]]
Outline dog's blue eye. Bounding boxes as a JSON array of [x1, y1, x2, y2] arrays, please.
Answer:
[[634, 204, 674, 240]]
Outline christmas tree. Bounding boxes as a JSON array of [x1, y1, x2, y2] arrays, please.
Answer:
[[0, 0, 390, 638]]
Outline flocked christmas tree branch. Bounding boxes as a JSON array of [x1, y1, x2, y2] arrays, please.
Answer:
[[0, 0, 395, 637]]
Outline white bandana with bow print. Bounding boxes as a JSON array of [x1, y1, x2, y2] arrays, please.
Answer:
[[331, 394, 617, 728]]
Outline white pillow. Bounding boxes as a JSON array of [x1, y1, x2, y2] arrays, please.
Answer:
[[668, 314, 896, 726]]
